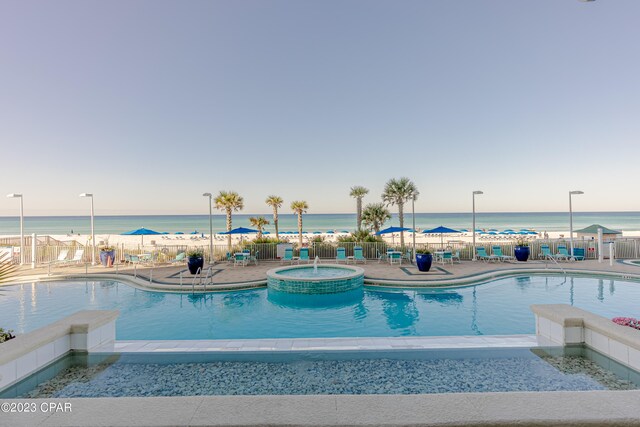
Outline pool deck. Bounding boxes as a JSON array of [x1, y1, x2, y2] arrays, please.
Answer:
[[8, 257, 640, 291]]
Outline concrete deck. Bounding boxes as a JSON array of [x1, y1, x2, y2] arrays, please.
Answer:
[[7, 258, 640, 291]]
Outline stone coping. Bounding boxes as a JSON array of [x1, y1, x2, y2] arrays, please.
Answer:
[[531, 304, 640, 350], [267, 264, 365, 282], [0, 310, 119, 366], [3, 391, 640, 426]]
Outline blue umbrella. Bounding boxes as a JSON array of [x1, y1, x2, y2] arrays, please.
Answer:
[[121, 227, 162, 245], [422, 225, 461, 247], [326, 230, 335, 234], [313, 231, 322, 234], [375, 226, 414, 235], [263, 231, 270, 235], [175, 232, 184, 235], [219, 227, 259, 235], [190, 230, 199, 235], [340, 230, 350, 234]]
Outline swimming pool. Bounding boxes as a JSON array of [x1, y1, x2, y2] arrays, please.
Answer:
[[2, 346, 638, 398], [0, 275, 638, 339]]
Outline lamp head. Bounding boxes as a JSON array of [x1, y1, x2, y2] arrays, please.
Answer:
[[202, 192, 212, 197], [79, 193, 93, 198], [6, 193, 22, 198], [569, 191, 584, 195], [473, 190, 483, 195]]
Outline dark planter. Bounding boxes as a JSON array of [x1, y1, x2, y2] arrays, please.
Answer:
[[187, 256, 204, 274], [415, 253, 433, 272], [514, 246, 530, 262], [99, 250, 115, 267]]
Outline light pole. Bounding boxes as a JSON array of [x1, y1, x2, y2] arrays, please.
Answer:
[[569, 190, 584, 255], [6, 193, 24, 265], [472, 190, 483, 261], [79, 193, 96, 265], [203, 192, 214, 264], [411, 193, 417, 264]]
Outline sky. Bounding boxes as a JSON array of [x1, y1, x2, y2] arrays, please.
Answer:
[[1, 0, 639, 216]]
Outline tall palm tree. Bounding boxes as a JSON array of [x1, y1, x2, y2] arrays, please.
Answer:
[[290, 200, 308, 247], [361, 203, 391, 234], [214, 191, 244, 250], [349, 186, 369, 231], [249, 216, 270, 239], [381, 177, 419, 247], [265, 195, 283, 240]]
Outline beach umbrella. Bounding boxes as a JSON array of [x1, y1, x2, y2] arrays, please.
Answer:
[[219, 227, 259, 235], [340, 230, 350, 234], [175, 232, 184, 235], [190, 230, 199, 235], [121, 227, 162, 246], [263, 231, 270, 235], [326, 231, 335, 234], [422, 225, 461, 248], [313, 231, 322, 234], [376, 226, 415, 245], [161, 232, 169, 235]]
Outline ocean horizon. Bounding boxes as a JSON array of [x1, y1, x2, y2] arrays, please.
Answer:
[[0, 212, 639, 236]]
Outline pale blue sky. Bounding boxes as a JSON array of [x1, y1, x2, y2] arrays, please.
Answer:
[[1, 0, 639, 216]]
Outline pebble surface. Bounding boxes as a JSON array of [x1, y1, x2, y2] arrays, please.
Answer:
[[22, 354, 638, 398]]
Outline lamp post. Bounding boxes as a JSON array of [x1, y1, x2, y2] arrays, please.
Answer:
[[79, 193, 96, 265], [203, 192, 214, 264], [6, 193, 24, 265], [472, 190, 483, 261], [569, 190, 584, 255], [411, 193, 417, 264]]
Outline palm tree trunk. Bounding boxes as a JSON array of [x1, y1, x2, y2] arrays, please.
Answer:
[[297, 213, 303, 247], [356, 199, 362, 231], [398, 203, 404, 247], [226, 209, 232, 252], [274, 208, 279, 240]]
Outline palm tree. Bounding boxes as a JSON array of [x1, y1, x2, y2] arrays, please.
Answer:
[[265, 195, 283, 240], [214, 191, 244, 250], [290, 200, 308, 247], [350, 186, 369, 231], [381, 177, 419, 247], [361, 203, 391, 235], [249, 216, 270, 239]]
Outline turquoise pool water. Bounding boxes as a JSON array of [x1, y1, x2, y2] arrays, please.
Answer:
[[0, 275, 638, 339]]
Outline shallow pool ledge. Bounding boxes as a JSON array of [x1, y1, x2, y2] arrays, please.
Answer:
[[532, 304, 640, 372], [0, 310, 119, 390]]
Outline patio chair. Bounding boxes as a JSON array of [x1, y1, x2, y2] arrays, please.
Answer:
[[248, 250, 259, 265], [389, 251, 402, 265], [451, 250, 461, 263], [402, 250, 412, 264], [476, 247, 498, 262], [62, 248, 84, 265], [234, 253, 248, 267], [336, 247, 347, 263], [281, 248, 295, 264], [440, 251, 453, 265], [350, 246, 366, 264], [298, 248, 310, 264], [492, 246, 514, 262]]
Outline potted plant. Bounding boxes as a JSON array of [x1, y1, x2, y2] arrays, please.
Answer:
[[514, 239, 530, 262], [99, 245, 116, 267], [186, 249, 204, 274], [415, 249, 433, 272]]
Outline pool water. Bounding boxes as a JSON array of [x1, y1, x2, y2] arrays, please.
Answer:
[[0, 275, 638, 339], [2, 346, 638, 398]]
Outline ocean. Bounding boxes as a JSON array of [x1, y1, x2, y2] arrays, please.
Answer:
[[0, 212, 639, 236]]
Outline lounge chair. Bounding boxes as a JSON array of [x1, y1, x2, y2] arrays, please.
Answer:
[[298, 248, 310, 264], [47, 249, 69, 266], [62, 248, 84, 265], [492, 246, 514, 262], [281, 248, 295, 264], [556, 245, 573, 261], [349, 246, 366, 264], [476, 247, 498, 262], [170, 252, 186, 265], [539, 245, 563, 261], [336, 247, 347, 263]]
